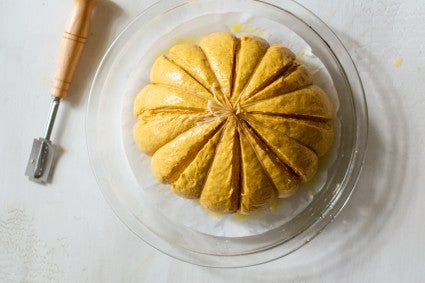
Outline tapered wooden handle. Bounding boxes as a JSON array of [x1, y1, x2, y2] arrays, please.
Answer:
[[51, 0, 98, 98]]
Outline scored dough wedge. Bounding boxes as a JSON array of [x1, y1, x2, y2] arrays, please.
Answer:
[[242, 65, 312, 105], [151, 118, 225, 183], [240, 123, 300, 198], [238, 45, 295, 102], [150, 56, 215, 101], [199, 32, 238, 99], [133, 112, 214, 155], [168, 44, 222, 96], [231, 36, 269, 102], [172, 127, 224, 199], [134, 84, 209, 116], [245, 113, 333, 156], [244, 85, 334, 120], [200, 117, 240, 213], [246, 118, 318, 182], [239, 129, 276, 213]]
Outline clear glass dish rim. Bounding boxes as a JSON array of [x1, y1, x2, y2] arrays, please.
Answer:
[[85, 0, 368, 268]]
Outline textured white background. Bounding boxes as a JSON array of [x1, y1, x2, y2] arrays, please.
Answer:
[[1, 0, 424, 282]]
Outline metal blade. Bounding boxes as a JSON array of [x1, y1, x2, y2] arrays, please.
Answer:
[[25, 138, 56, 184]]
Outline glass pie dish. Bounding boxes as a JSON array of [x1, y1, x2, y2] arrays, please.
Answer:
[[86, 0, 368, 267]]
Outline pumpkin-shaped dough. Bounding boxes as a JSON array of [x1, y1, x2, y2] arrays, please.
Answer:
[[133, 32, 334, 214]]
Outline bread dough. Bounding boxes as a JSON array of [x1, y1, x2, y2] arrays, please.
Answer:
[[133, 32, 334, 214]]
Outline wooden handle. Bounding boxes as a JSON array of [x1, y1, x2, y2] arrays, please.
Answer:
[[51, 0, 98, 98]]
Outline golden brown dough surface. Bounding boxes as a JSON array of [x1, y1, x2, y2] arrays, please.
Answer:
[[133, 32, 334, 214]]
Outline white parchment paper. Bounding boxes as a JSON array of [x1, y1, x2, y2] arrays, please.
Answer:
[[121, 12, 340, 237]]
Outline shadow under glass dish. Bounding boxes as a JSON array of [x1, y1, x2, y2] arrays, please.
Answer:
[[86, 0, 367, 267]]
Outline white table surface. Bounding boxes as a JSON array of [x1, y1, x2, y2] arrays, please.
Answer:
[[1, 0, 425, 282]]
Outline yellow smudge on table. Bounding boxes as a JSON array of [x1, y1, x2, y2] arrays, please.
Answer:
[[230, 23, 243, 33], [393, 57, 403, 68], [296, 48, 313, 61], [296, 48, 307, 60], [270, 200, 281, 211], [296, 51, 303, 61], [230, 23, 266, 37], [208, 211, 220, 218], [233, 212, 251, 221]]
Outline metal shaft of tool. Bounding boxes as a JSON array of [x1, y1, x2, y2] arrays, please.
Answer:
[[43, 97, 61, 140], [33, 97, 61, 178]]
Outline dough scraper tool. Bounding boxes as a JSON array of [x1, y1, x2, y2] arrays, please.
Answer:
[[25, 0, 98, 184]]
